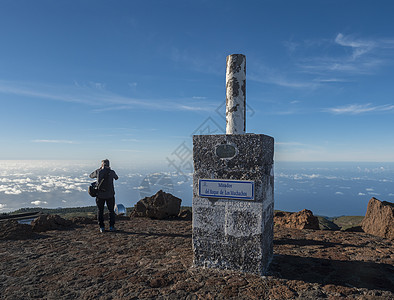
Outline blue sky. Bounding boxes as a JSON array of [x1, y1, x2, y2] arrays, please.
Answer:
[[1, 0, 394, 168]]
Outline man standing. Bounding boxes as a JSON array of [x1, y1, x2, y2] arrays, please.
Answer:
[[90, 159, 119, 233]]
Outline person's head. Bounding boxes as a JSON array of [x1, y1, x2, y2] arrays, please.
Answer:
[[101, 159, 110, 168]]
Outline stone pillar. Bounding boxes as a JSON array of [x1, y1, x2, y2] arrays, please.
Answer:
[[192, 134, 274, 275], [192, 54, 274, 276], [226, 54, 246, 134]]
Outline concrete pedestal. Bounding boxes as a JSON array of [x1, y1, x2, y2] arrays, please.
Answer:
[[192, 134, 274, 275]]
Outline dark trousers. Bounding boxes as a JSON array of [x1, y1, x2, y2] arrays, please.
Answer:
[[96, 197, 115, 228]]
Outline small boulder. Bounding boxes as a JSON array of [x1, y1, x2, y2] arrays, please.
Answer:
[[0, 220, 36, 240], [131, 190, 182, 220], [274, 209, 320, 230], [178, 209, 192, 221], [32, 214, 73, 232], [361, 197, 394, 240]]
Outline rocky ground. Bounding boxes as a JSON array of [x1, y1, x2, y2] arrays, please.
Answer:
[[0, 217, 393, 299]]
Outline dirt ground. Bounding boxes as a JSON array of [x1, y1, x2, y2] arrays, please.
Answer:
[[0, 217, 393, 299]]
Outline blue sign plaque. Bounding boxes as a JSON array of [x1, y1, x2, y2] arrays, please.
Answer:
[[198, 179, 254, 200]]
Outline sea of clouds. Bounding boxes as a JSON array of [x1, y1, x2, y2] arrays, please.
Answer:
[[0, 160, 393, 217], [275, 162, 394, 216], [0, 160, 192, 214]]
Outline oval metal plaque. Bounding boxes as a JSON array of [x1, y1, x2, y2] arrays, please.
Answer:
[[215, 144, 237, 159]]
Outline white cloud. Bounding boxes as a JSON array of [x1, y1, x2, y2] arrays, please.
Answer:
[[0, 167, 91, 197], [325, 103, 394, 115], [335, 33, 375, 60], [335, 191, 344, 195], [31, 200, 48, 206], [275, 142, 306, 146], [276, 173, 328, 180], [314, 78, 350, 83], [249, 73, 317, 89], [35, 186, 50, 193], [368, 192, 381, 196], [89, 81, 106, 90], [133, 186, 145, 190], [32, 140, 76, 144], [1, 186, 23, 195], [358, 192, 366, 196], [296, 33, 394, 77], [177, 105, 212, 112], [0, 204, 7, 209], [0, 80, 215, 113]]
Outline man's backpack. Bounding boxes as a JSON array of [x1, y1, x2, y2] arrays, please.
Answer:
[[88, 168, 110, 198], [88, 181, 98, 197]]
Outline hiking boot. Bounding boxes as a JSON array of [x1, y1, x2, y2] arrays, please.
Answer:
[[100, 227, 105, 233], [109, 226, 116, 232]]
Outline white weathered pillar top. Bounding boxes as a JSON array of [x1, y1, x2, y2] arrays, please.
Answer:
[[226, 54, 246, 134]]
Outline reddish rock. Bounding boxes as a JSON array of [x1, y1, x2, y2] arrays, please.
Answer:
[[31, 214, 73, 232], [361, 197, 394, 240], [131, 190, 182, 220], [274, 209, 320, 230]]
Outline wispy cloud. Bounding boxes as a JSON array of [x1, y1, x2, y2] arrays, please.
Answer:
[[249, 72, 318, 89], [32, 139, 76, 144], [121, 138, 140, 142], [295, 33, 394, 77], [325, 103, 394, 115], [177, 105, 212, 112], [170, 48, 222, 75], [313, 78, 352, 83], [275, 142, 306, 146], [299, 56, 383, 75], [0, 80, 143, 107], [334, 33, 376, 60], [0, 80, 215, 113]]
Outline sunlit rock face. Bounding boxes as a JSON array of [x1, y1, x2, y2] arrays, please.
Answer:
[[362, 197, 394, 240]]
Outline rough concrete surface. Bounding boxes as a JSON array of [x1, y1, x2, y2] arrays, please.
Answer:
[[193, 134, 274, 275]]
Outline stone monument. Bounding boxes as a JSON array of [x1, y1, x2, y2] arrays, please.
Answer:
[[192, 54, 274, 275]]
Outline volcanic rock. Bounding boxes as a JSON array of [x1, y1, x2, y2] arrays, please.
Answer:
[[0, 219, 36, 240], [32, 214, 73, 232], [361, 197, 394, 240], [1, 217, 393, 299], [274, 209, 320, 230], [131, 190, 182, 220], [70, 216, 96, 225], [178, 209, 192, 221]]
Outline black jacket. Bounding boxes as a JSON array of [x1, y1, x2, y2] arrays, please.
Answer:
[[89, 167, 119, 199]]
